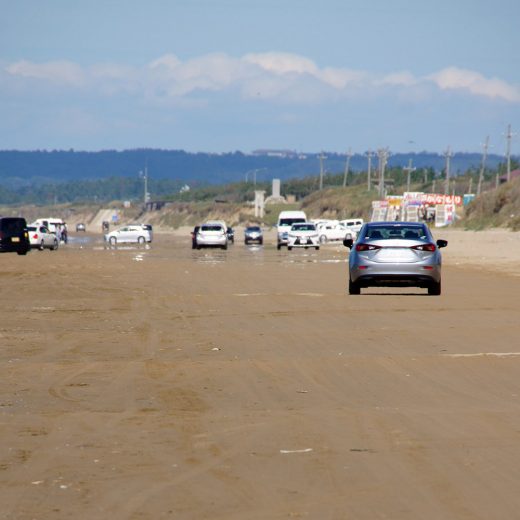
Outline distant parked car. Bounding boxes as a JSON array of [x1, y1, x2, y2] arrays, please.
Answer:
[[27, 225, 59, 251], [76, 222, 86, 232], [196, 222, 228, 250], [316, 222, 353, 243], [244, 225, 263, 245], [343, 221, 447, 295], [287, 222, 320, 250], [339, 218, 364, 234], [0, 217, 30, 255], [105, 225, 152, 246], [141, 224, 153, 241]]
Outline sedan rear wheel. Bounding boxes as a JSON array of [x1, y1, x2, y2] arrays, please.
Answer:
[[319, 235, 327, 244], [109, 237, 117, 246], [137, 236, 145, 244], [50, 239, 59, 251], [349, 277, 361, 295], [428, 280, 441, 296]]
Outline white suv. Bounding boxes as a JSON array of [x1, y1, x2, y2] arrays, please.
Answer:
[[287, 222, 320, 250]]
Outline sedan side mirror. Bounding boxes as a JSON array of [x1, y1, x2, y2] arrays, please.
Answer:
[[436, 239, 448, 248], [343, 237, 354, 249]]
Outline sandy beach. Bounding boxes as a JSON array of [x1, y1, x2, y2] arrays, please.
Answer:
[[1, 227, 520, 519]]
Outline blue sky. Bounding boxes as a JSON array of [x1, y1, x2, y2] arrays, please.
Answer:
[[1, 0, 519, 154]]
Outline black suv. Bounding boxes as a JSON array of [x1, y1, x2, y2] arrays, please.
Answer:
[[0, 217, 30, 255]]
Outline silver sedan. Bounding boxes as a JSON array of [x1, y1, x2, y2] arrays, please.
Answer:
[[343, 222, 447, 295]]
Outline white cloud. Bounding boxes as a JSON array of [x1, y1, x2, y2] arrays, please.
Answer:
[[6, 60, 85, 86], [428, 66, 520, 103], [244, 52, 318, 76], [378, 71, 418, 87], [4, 54, 520, 105]]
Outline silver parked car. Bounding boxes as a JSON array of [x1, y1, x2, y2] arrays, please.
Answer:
[[343, 222, 447, 295]]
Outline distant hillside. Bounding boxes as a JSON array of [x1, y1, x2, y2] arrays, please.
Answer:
[[463, 176, 520, 231], [0, 149, 513, 189]]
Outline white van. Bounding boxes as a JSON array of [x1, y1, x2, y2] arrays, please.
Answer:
[[276, 210, 307, 249], [32, 218, 65, 234]]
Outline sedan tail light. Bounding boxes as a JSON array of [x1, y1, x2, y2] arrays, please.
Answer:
[[411, 243, 436, 252], [356, 243, 382, 252]]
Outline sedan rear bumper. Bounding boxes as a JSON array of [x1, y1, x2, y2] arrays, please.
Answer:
[[350, 263, 441, 286]]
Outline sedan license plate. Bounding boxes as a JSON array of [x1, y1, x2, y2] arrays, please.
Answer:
[[11, 237, 20, 242]]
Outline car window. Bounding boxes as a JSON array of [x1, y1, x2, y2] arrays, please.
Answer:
[[292, 224, 316, 231], [0, 218, 26, 233], [280, 218, 306, 226], [366, 225, 428, 240], [201, 225, 223, 231]]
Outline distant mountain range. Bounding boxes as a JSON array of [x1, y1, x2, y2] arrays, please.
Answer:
[[0, 149, 513, 189]]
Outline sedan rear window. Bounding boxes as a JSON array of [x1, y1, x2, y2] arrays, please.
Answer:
[[366, 225, 428, 240]]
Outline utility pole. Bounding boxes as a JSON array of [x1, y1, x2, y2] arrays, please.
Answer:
[[444, 146, 452, 195], [477, 136, 489, 196], [377, 148, 389, 198], [403, 158, 416, 193], [139, 166, 149, 207], [342, 148, 352, 187], [144, 165, 148, 205], [366, 150, 373, 191], [318, 152, 327, 190], [505, 124, 514, 183]]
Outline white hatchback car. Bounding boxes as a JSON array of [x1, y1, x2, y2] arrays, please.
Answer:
[[287, 222, 320, 250], [27, 225, 59, 251], [105, 225, 152, 246]]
